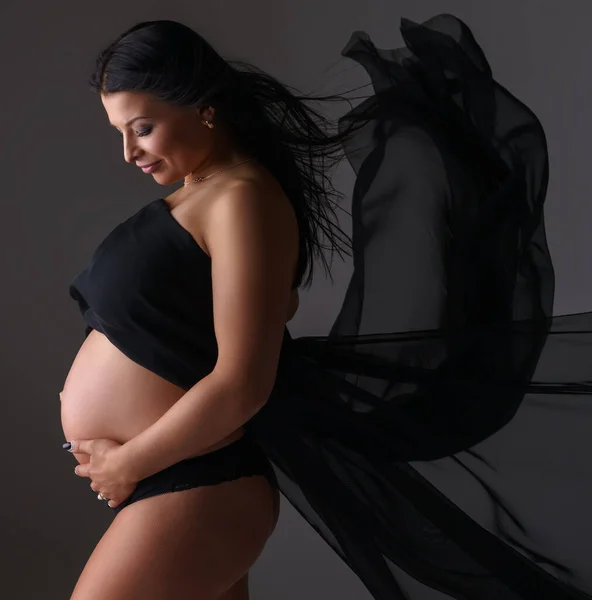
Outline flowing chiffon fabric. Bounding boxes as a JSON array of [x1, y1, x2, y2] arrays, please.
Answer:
[[244, 14, 592, 600]]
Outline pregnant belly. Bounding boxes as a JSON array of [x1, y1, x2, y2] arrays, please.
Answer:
[[60, 330, 243, 466]]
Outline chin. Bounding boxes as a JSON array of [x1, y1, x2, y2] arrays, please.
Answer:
[[157, 177, 180, 187], [151, 172, 171, 185]]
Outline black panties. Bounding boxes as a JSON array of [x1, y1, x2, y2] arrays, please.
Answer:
[[110, 434, 278, 516]]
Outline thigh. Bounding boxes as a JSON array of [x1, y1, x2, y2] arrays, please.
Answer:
[[70, 474, 277, 600]]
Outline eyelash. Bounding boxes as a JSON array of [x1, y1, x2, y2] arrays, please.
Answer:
[[117, 127, 152, 138]]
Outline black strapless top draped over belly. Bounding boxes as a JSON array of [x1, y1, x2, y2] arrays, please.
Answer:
[[69, 198, 225, 390]]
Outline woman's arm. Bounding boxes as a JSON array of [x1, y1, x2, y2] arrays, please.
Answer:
[[116, 181, 298, 482]]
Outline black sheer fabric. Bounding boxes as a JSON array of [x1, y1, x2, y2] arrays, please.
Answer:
[[245, 14, 592, 600]]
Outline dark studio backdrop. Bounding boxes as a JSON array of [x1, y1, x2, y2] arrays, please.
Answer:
[[0, 0, 590, 598]]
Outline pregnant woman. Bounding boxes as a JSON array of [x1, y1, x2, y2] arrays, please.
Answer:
[[61, 21, 309, 599], [60, 14, 592, 600]]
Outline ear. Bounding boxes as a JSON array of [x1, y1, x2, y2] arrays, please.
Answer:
[[197, 105, 216, 123]]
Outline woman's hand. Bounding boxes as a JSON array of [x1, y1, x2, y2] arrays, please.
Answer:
[[70, 438, 138, 509]]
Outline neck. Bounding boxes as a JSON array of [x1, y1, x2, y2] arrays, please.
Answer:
[[183, 132, 251, 186]]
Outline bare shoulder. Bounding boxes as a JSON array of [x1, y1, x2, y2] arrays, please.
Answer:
[[206, 175, 296, 248], [203, 169, 299, 321], [168, 167, 296, 248], [167, 166, 300, 312]]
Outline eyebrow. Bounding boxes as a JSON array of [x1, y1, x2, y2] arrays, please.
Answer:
[[110, 116, 150, 128]]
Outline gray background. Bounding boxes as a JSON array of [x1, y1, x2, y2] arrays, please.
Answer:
[[1, 0, 590, 598]]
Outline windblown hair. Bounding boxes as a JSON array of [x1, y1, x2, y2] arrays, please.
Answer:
[[88, 19, 369, 289]]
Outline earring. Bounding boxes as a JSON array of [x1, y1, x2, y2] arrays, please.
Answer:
[[204, 120, 214, 129]]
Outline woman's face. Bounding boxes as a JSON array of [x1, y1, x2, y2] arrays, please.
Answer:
[[101, 91, 216, 185]]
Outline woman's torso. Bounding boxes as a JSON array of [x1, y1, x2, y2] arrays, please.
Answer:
[[60, 168, 300, 467]]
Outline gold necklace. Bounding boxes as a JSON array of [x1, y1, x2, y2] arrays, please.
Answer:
[[183, 157, 254, 186]]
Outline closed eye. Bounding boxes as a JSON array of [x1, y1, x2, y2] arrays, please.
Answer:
[[115, 127, 152, 137]]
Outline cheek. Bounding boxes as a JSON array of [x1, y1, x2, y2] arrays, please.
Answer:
[[146, 135, 173, 159], [146, 127, 204, 171], [152, 132, 190, 163]]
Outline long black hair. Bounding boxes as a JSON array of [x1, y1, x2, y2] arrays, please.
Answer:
[[89, 19, 370, 289]]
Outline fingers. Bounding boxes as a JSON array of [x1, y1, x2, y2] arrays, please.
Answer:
[[90, 481, 116, 505], [69, 440, 91, 454], [74, 464, 89, 477]]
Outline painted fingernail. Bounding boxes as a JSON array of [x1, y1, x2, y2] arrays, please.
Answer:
[[62, 442, 73, 452]]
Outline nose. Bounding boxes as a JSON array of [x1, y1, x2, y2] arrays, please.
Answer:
[[121, 134, 139, 164]]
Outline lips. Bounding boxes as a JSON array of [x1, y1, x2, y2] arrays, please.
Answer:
[[140, 161, 161, 173]]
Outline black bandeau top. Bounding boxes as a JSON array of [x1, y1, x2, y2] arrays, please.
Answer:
[[68, 198, 294, 391]]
